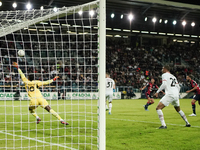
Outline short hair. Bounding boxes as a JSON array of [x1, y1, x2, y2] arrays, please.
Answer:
[[28, 74, 34, 81], [187, 74, 193, 79], [164, 65, 170, 71], [106, 72, 110, 76]]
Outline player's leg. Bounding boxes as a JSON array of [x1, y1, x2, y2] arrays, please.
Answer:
[[44, 105, 69, 125], [144, 94, 151, 110], [29, 99, 41, 124], [149, 98, 155, 106], [156, 102, 166, 129], [108, 94, 113, 115], [189, 97, 197, 116], [156, 95, 170, 129], [39, 98, 69, 125], [105, 95, 108, 111], [174, 106, 190, 127]]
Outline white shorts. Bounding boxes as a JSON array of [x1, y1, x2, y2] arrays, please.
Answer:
[[106, 93, 113, 102], [160, 95, 179, 107]]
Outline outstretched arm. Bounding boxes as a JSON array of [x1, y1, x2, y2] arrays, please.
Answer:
[[140, 84, 147, 91], [37, 76, 59, 87], [186, 86, 197, 93], [18, 69, 29, 82], [13, 62, 28, 82]]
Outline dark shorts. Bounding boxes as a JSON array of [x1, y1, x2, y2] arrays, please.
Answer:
[[146, 93, 152, 99], [193, 94, 200, 101]]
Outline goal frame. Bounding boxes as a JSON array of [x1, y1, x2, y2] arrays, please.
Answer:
[[0, 0, 106, 149], [98, 0, 106, 149]]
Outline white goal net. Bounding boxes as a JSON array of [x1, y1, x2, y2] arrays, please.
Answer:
[[0, 0, 104, 149]]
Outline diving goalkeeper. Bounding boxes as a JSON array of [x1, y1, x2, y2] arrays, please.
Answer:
[[13, 62, 69, 125]]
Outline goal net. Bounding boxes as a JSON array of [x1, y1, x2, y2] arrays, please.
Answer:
[[0, 0, 105, 149]]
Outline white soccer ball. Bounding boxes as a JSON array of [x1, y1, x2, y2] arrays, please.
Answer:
[[18, 49, 25, 57]]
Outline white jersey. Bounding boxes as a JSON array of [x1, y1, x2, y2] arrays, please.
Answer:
[[157, 72, 180, 96], [106, 77, 115, 94]]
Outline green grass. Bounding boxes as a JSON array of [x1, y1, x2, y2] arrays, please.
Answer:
[[0, 99, 200, 150]]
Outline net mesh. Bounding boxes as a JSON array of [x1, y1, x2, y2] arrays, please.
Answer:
[[0, 0, 99, 149]]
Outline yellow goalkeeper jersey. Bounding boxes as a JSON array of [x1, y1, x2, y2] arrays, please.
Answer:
[[18, 69, 53, 99]]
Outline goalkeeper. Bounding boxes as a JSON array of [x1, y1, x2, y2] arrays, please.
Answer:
[[13, 62, 69, 125]]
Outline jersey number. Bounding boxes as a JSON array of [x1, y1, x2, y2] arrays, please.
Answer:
[[27, 86, 35, 92], [107, 82, 113, 88], [170, 78, 176, 87]]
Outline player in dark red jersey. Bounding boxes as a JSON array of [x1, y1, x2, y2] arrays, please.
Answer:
[[141, 78, 163, 111], [186, 75, 200, 116]]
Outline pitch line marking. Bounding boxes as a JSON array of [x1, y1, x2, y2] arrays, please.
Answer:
[[110, 118, 200, 128], [0, 131, 78, 150]]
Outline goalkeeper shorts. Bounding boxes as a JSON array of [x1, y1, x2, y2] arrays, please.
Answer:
[[29, 98, 49, 108]]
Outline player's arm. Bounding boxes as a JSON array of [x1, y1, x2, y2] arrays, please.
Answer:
[[113, 82, 116, 91], [156, 85, 165, 94], [186, 86, 197, 93], [13, 62, 29, 82], [37, 76, 59, 87], [140, 85, 147, 91], [176, 83, 181, 92], [154, 75, 166, 97]]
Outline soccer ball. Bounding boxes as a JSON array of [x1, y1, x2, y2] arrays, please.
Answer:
[[18, 49, 25, 57]]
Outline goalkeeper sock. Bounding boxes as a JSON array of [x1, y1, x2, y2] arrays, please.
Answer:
[[156, 109, 166, 126], [50, 109, 62, 120], [29, 109, 39, 119], [178, 110, 189, 124], [109, 103, 112, 113]]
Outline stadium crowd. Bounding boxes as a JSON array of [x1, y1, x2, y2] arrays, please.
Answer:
[[0, 34, 199, 93]]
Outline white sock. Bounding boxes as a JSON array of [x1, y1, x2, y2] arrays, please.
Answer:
[[156, 109, 166, 126], [179, 110, 189, 124], [109, 103, 112, 113], [35, 116, 40, 119]]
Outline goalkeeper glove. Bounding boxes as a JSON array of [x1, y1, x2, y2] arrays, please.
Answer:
[[13, 62, 19, 69], [53, 76, 59, 81]]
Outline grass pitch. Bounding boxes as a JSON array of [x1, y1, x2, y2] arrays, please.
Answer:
[[0, 99, 200, 150]]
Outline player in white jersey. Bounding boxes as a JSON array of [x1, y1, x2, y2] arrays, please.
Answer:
[[154, 66, 190, 129], [105, 73, 115, 114]]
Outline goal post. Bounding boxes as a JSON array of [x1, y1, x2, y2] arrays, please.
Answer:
[[0, 0, 106, 149], [98, 0, 106, 149]]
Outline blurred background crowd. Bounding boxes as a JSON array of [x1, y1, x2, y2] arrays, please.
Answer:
[[0, 34, 198, 97]]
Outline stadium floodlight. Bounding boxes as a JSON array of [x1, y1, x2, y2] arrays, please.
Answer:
[[173, 20, 177, 25], [145, 17, 147, 21], [89, 10, 94, 17], [128, 14, 134, 21], [121, 14, 123, 19], [159, 19, 162, 23], [0, 1, 2, 7], [191, 22, 195, 27], [152, 17, 157, 23], [164, 20, 168, 24], [111, 13, 115, 18], [182, 20, 186, 26], [40, 6, 44, 10], [53, 7, 58, 12], [26, 3, 32, 10], [78, 10, 83, 15], [12, 2, 17, 8]]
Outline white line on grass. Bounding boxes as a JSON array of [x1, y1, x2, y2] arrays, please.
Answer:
[[110, 118, 200, 128], [0, 131, 78, 150]]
